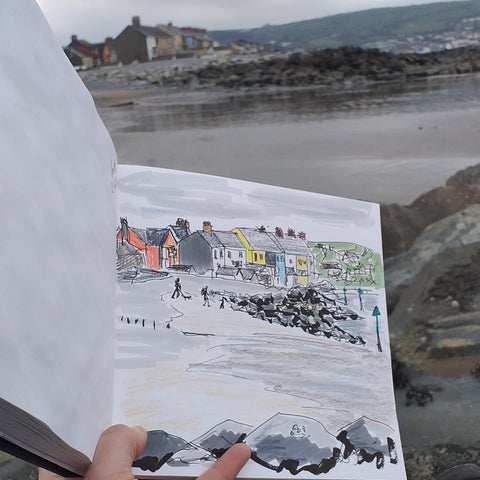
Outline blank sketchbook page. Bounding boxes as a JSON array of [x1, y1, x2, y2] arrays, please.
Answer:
[[0, 0, 116, 459]]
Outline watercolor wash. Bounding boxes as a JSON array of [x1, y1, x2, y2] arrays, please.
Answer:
[[113, 165, 406, 480]]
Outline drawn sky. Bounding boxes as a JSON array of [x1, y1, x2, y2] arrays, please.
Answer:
[[37, 0, 464, 46], [117, 166, 382, 253]]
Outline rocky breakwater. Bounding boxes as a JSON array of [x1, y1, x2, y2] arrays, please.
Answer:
[[80, 46, 480, 92], [381, 163, 480, 479]]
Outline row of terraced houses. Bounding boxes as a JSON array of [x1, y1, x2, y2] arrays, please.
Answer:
[[117, 218, 315, 287], [64, 16, 262, 69]]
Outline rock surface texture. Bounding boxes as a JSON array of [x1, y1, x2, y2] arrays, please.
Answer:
[[382, 164, 480, 479]]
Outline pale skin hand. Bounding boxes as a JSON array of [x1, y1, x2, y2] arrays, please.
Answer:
[[39, 424, 251, 480]]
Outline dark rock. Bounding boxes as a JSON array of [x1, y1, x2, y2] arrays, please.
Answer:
[[388, 241, 480, 336], [385, 206, 480, 314], [403, 444, 480, 480], [381, 163, 480, 259]]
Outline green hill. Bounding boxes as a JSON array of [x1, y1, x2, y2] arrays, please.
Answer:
[[209, 0, 480, 50]]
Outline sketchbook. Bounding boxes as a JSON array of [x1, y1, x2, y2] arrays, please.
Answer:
[[0, 1, 406, 480]]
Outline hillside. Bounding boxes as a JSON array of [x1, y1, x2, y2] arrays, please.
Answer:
[[208, 0, 480, 52]]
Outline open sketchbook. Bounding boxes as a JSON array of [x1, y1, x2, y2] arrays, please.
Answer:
[[0, 1, 406, 480]]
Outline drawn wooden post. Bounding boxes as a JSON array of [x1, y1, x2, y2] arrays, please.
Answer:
[[372, 305, 382, 352]]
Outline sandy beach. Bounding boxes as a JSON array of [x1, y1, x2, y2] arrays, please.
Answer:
[[92, 77, 480, 205]]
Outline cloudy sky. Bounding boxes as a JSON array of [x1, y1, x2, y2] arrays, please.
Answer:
[[36, 0, 462, 46]]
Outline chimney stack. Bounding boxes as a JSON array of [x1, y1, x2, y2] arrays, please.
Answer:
[[132, 16, 141, 27], [287, 228, 295, 237], [71, 34, 78, 43], [298, 232, 306, 240], [275, 227, 283, 238], [258, 225, 266, 233], [203, 221, 212, 235]]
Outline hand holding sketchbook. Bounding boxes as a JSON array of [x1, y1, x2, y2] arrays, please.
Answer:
[[0, 1, 406, 480]]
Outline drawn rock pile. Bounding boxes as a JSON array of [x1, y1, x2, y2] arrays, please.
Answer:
[[133, 414, 398, 475], [216, 284, 366, 345]]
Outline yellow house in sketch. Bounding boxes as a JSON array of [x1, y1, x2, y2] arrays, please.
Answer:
[[231, 227, 267, 265]]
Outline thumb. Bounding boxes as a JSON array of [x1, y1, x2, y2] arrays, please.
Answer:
[[85, 425, 147, 480]]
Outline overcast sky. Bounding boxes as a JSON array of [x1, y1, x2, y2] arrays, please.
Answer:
[[36, 0, 463, 47]]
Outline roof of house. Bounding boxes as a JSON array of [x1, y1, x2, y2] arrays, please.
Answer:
[[213, 231, 244, 249], [132, 25, 171, 39], [64, 46, 89, 59], [234, 228, 280, 252], [157, 24, 187, 37]]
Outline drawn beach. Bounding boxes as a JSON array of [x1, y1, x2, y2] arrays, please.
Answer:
[[113, 166, 404, 479]]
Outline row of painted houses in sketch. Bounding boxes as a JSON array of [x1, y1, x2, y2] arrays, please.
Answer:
[[116, 218, 315, 287]]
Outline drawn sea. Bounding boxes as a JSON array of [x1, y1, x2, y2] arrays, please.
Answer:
[[99, 72, 480, 205]]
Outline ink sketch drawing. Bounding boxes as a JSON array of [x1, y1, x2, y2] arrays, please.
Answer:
[[113, 165, 406, 480]]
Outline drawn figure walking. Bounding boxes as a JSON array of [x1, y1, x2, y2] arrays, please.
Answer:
[[201, 285, 210, 307], [357, 287, 364, 311], [219, 296, 226, 309], [172, 278, 182, 299]]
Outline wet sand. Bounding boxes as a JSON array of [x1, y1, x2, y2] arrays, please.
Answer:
[[94, 84, 480, 205]]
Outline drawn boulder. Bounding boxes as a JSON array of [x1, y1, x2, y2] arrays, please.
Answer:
[[246, 413, 341, 475], [133, 430, 192, 472], [336, 416, 398, 468], [192, 419, 253, 458]]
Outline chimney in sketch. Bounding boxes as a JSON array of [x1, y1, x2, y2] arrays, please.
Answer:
[[120, 217, 128, 244], [287, 228, 295, 237], [298, 231, 306, 240], [275, 227, 283, 238], [203, 221, 212, 235], [258, 225, 266, 233], [132, 16, 141, 27]]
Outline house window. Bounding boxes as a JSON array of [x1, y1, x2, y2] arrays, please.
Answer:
[[239, 252, 243, 258], [227, 251, 231, 259], [220, 250, 223, 259], [214, 250, 217, 259], [259, 253, 264, 261], [152, 46, 157, 57], [254, 253, 258, 262], [167, 245, 177, 259]]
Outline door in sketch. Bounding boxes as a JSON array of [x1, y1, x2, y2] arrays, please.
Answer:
[[276, 253, 286, 286]]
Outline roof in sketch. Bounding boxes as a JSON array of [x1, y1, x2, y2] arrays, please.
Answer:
[[213, 231, 244, 249], [171, 225, 191, 241], [270, 234, 311, 256], [146, 228, 169, 246], [130, 226, 147, 243], [235, 228, 280, 252], [197, 230, 223, 248]]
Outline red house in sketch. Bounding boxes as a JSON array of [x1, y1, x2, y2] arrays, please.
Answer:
[[116, 218, 159, 271]]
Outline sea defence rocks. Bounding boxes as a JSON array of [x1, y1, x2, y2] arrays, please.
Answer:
[[381, 163, 480, 259], [384, 204, 480, 314], [80, 46, 480, 92]]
